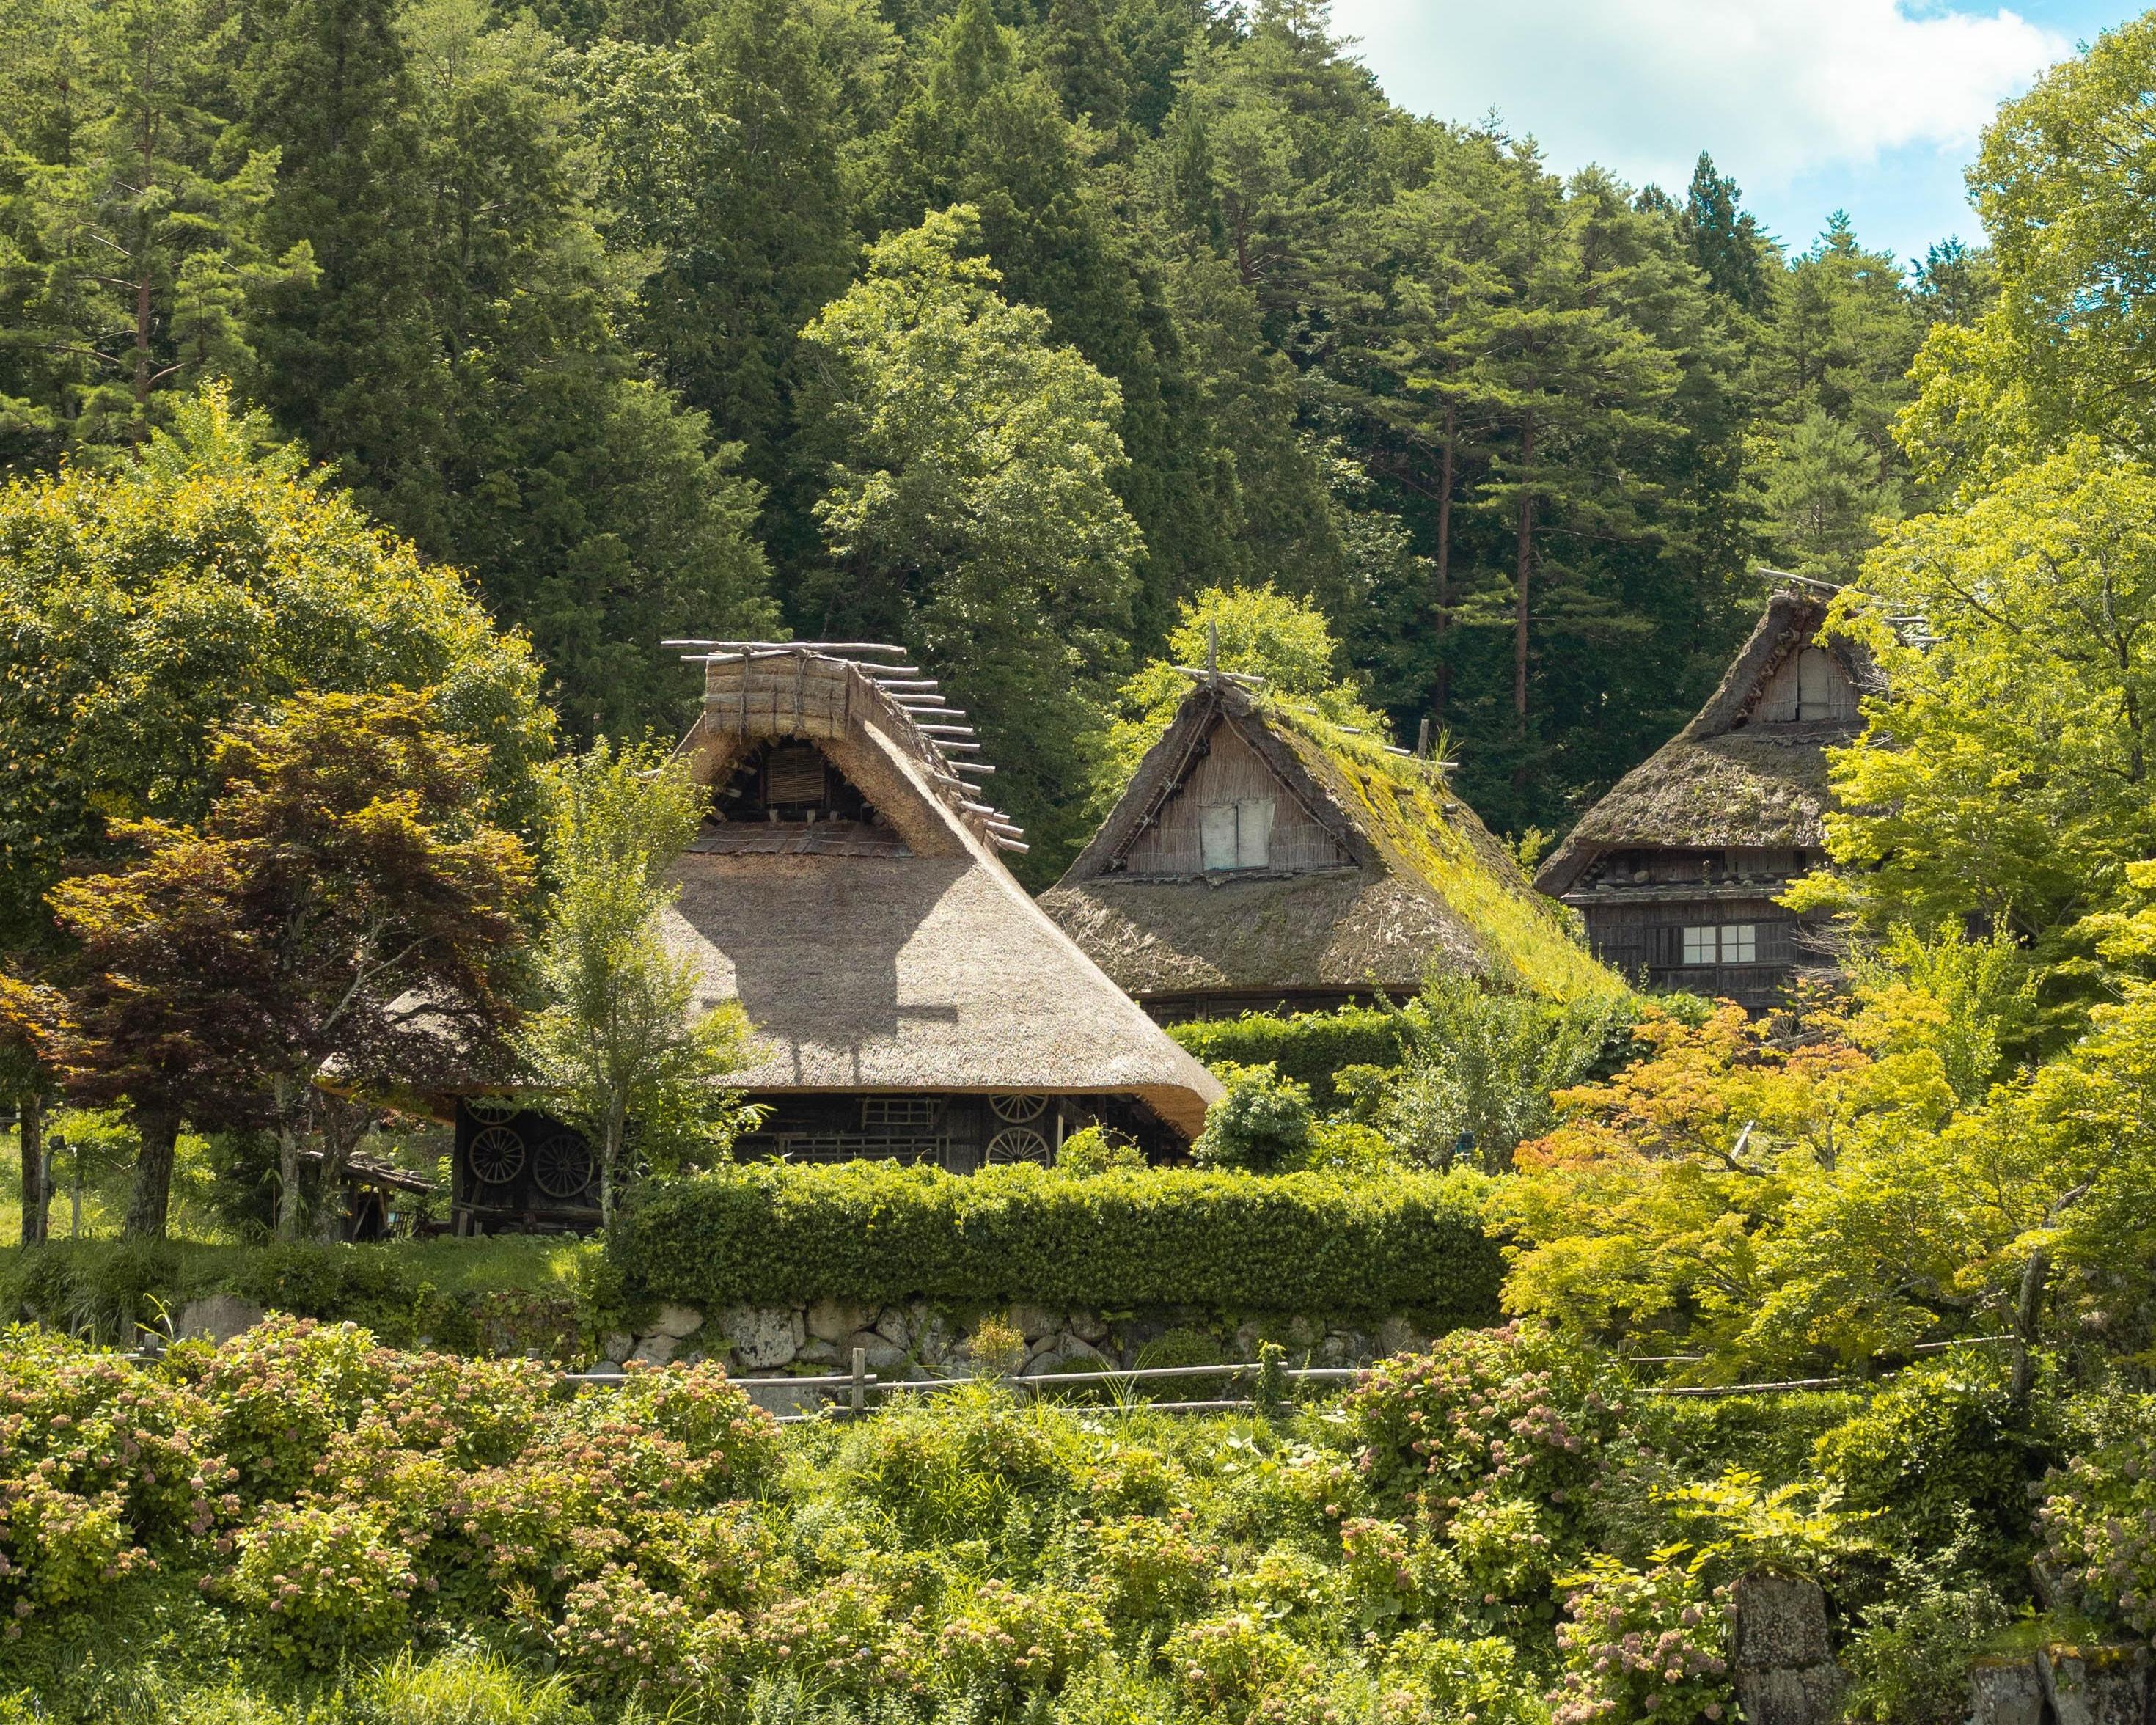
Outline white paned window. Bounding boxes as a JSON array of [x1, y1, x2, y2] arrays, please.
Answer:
[[1680, 924, 1759, 964], [1199, 799, 1277, 871]]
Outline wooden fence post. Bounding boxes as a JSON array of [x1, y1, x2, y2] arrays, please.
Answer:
[[851, 1346, 866, 1416]]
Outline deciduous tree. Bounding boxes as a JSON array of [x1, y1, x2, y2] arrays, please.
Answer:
[[48, 690, 533, 1239]]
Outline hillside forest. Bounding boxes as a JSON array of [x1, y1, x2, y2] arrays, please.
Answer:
[[0, 0, 1968, 864], [23, 4, 2156, 1725]]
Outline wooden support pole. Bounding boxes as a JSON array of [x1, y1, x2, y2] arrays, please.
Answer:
[[851, 1346, 867, 1416]]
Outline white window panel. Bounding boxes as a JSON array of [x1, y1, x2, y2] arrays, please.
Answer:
[[1237, 796, 1274, 868], [1721, 924, 1757, 963], [1682, 926, 1717, 964], [1200, 803, 1239, 871]]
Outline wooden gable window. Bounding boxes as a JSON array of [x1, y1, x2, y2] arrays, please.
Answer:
[[1200, 797, 1275, 871]]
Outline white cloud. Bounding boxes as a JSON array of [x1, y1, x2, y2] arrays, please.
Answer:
[[1330, 0, 2072, 195]]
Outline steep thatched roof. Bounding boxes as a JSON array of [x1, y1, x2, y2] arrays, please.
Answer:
[[660, 645, 1223, 1138], [1043, 680, 1615, 1000], [1533, 591, 1878, 899]]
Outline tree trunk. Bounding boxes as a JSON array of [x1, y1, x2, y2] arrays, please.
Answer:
[[123, 1103, 180, 1239], [1432, 405, 1456, 722], [1513, 413, 1535, 732], [311, 1096, 372, 1243], [18, 1090, 46, 1245], [274, 1077, 307, 1242]]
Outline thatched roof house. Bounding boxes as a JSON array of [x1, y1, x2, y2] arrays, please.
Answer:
[[1533, 589, 1877, 1009], [1042, 674, 1612, 1019], [450, 642, 1223, 1229]]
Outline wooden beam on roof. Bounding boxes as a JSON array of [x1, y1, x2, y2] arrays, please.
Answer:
[[662, 639, 914, 657], [933, 740, 983, 753], [953, 761, 995, 775]]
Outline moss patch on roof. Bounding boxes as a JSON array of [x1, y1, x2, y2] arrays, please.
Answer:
[[1049, 681, 1622, 1005], [1262, 704, 1621, 1002]]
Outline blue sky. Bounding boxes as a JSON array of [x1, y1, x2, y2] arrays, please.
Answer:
[[1327, 1, 2142, 268]]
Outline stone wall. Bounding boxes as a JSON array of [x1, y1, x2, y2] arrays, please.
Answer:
[[599, 1299, 1431, 1382]]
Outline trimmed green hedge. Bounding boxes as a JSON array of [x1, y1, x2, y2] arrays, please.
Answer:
[[1167, 1006, 1411, 1105], [611, 1161, 1502, 1323]]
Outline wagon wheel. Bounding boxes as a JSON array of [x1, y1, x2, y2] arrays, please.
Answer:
[[467, 1125, 526, 1185], [988, 1094, 1048, 1124], [465, 1094, 521, 1125], [531, 1133, 595, 1201], [985, 1127, 1052, 1166]]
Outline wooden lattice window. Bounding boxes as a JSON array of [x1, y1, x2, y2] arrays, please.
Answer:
[[862, 1096, 939, 1130]]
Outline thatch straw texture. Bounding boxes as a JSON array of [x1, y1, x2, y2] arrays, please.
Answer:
[[1045, 683, 1613, 1001], [667, 649, 1222, 1137], [1533, 592, 1875, 899]]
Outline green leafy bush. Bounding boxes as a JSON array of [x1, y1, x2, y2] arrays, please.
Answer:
[[615, 1161, 1501, 1322], [934, 1578, 1109, 1700], [554, 1564, 742, 1702], [1055, 1125, 1146, 1175], [1811, 1361, 2047, 1578], [1168, 1006, 1413, 1107], [1191, 1064, 1316, 1171], [2034, 1391, 2156, 1635], [1080, 1511, 1215, 1634], [223, 1501, 418, 1664]]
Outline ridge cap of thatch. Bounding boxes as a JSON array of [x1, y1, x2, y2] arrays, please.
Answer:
[[1533, 590, 1874, 898]]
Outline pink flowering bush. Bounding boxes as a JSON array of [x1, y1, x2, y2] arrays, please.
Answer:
[[1165, 1611, 1320, 1721], [223, 1501, 417, 1664], [554, 1562, 744, 1702], [1344, 1323, 1623, 1517], [1547, 1548, 1734, 1725], [934, 1578, 1110, 1699], [1338, 1515, 1464, 1633], [1081, 1510, 1217, 1633], [178, 1316, 391, 1501], [745, 1571, 933, 1701], [2035, 1396, 2156, 1635]]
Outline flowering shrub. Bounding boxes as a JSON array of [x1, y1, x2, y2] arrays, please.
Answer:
[[2036, 1396, 2156, 1634], [602, 1360, 782, 1498], [1448, 1493, 1563, 1627], [181, 1317, 390, 1501], [1345, 1323, 1621, 1517], [636, 1503, 776, 1614], [1338, 1515, 1462, 1633], [1548, 1548, 1733, 1725], [1083, 1511, 1216, 1633], [370, 1349, 556, 1467], [1379, 1630, 1549, 1725], [745, 1572, 931, 1702], [555, 1563, 744, 1701], [1165, 1611, 1319, 1721], [430, 1459, 626, 1611], [934, 1579, 1109, 1699], [224, 1501, 417, 1664], [0, 1476, 151, 1629], [1079, 1441, 1187, 1515]]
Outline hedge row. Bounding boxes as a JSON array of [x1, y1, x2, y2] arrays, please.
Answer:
[[611, 1161, 1503, 1323], [1167, 1006, 1412, 1105]]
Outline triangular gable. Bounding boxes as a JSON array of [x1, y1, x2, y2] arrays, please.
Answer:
[[1066, 686, 1371, 884]]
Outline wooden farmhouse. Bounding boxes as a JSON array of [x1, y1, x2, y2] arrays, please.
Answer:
[[1041, 671, 1610, 1022], [449, 642, 1223, 1231], [1532, 590, 1874, 1011]]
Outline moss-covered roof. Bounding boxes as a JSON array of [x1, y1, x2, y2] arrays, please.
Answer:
[[1044, 681, 1618, 1002]]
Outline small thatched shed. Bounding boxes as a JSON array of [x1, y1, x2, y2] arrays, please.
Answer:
[[447, 642, 1224, 1228], [1042, 674, 1612, 1019], [1533, 589, 1877, 1009]]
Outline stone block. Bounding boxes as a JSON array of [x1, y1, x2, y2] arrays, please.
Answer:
[[1970, 1656, 2046, 1725], [176, 1294, 265, 1346], [873, 1306, 914, 1349], [1067, 1308, 1110, 1343], [1734, 1665, 1846, 1725], [630, 1332, 678, 1365], [914, 1311, 961, 1366], [646, 1304, 703, 1340], [1008, 1303, 1060, 1341], [598, 1332, 633, 1366], [1733, 1571, 1834, 1671], [795, 1338, 840, 1366], [849, 1330, 907, 1371], [2039, 1643, 2151, 1725], [1378, 1315, 1423, 1358], [805, 1300, 870, 1344], [1319, 1332, 1357, 1367], [1285, 1315, 1323, 1352], [719, 1305, 802, 1370], [1022, 1336, 1109, 1378]]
